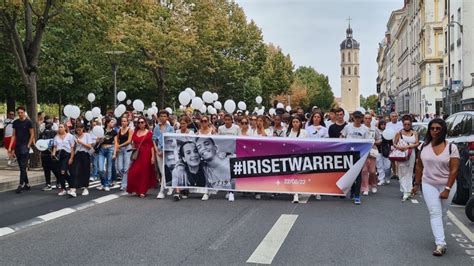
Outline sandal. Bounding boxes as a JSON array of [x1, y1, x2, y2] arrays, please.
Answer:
[[433, 245, 446, 256]]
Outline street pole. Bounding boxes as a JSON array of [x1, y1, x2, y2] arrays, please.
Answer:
[[105, 50, 124, 112], [113, 63, 117, 111]]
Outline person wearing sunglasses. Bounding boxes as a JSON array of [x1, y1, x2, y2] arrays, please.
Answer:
[[411, 118, 459, 256], [239, 117, 252, 136], [393, 115, 419, 201], [127, 117, 157, 198]]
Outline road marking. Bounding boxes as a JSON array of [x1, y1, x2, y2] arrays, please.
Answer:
[[38, 208, 76, 222], [298, 194, 310, 204], [0, 227, 15, 237], [411, 199, 419, 204], [247, 214, 298, 264], [92, 194, 119, 204], [448, 210, 474, 242]]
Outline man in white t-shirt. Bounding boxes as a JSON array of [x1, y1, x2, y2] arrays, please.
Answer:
[[218, 114, 241, 136], [341, 111, 369, 205], [386, 112, 403, 132]]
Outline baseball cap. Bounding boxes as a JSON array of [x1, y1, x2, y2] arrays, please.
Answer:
[[352, 111, 364, 118]]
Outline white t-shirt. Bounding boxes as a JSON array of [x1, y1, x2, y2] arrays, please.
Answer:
[[341, 124, 370, 139], [75, 133, 94, 153], [420, 142, 460, 186], [287, 129, 308, 138], [4, 118, 14, 137], [386, 121, 403, 132], [306, 125, 329, 138], [54, 133, 75, 153], [218, 124, 241, 136], [251, 128, 272, 137], [365, 125, 381, 142]]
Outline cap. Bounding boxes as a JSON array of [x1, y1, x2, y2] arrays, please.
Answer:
[[352, 111, 364, 118]]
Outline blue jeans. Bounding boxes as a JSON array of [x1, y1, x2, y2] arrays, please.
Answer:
[[98, 146, 114, 187], [91, 154, 99, 179], [116, 146, 131, 189]]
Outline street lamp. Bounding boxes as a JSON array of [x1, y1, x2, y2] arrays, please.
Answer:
[[105, 50, 125, 111]]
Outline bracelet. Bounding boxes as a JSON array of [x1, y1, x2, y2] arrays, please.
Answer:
[[444, 186, 451, 191]]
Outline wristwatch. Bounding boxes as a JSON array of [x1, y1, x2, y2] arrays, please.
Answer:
[[444, 186, 451, 191]]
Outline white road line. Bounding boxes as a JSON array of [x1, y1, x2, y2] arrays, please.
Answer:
[[0, 227, 15, 237], [447, 210, 474, 242], [38, 208, 76, 222], [92, 194, 119, 204], [411, 199, 419, 204], [298, 194, 310, 204], [246, 214, 298, 265]]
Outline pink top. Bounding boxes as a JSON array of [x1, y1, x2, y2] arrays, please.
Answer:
[[420, 142, 460, 186]]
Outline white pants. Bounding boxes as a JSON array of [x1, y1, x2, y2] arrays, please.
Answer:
[[376, 154, 391, 182], [156, 154, 165, 193], [422, 181, 457, 246], [397, 152, 415, 193]]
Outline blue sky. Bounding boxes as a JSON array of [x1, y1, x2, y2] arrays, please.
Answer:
[[235, 0, 403, 97]]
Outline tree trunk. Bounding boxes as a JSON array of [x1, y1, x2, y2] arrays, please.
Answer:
[[6, 87, 16, 113], [26, 73, 40, 168]]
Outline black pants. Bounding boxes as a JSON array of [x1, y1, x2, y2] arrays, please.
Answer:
[[58, 151, 73, 189], [15, 150, 29, 186], [41, 152, 59, 185], [71, 151, 91, 189], [350, 172, 362, 198]]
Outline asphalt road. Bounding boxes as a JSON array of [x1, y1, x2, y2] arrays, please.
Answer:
[[1, 182, 473, 265]]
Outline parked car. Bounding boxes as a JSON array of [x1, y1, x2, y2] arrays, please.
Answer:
[[412, 122, 428, 143], [445, 112, 474, 205]]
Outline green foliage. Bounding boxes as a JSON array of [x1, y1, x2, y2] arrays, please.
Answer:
[[293, 66, 335, 112]]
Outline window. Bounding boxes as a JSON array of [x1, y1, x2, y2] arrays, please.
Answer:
[[348, 67, 351, 75], [354, 53, 357, 63], [348, 52, 351, 62], [458, 60, 462, 80], [439, 66, 444, 83], [342, 67, 345, 76], [354, 67, 358, 75], [342, 53, 345, 62], [458, 8, 462, 22], [447, 115, 466, 137]]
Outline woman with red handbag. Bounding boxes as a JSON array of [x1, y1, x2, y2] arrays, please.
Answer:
[[393, 115, 419, 201]]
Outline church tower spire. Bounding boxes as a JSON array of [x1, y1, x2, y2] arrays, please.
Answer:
[[340, 18, 360, 112]]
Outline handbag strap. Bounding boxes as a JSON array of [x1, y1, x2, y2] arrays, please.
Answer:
[[135, 131, 147, 151]]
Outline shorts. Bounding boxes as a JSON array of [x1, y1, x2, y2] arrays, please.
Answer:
[[3, 136, 15, 150]]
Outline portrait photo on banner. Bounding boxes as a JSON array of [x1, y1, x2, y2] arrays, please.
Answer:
[[163, 135, 236, 190]]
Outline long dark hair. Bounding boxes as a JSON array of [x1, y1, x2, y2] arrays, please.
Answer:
[[286, 115, 303, 137], [423, 118, 447, 147], [308, 111, 326, 127], [377, 120, 386, 130]]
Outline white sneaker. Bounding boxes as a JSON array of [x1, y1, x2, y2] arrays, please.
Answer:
[[82, 188, 89, 196], [167, 188, 173, 196], [362, 191, 369, 196], [315, 194, 322, 200], [371, 187, 377, 194], [228, 192, 234, 202], [255, 194, 261, 200], [58, 190, 67, 196], [68, 190, 77, 198], [201, 193, 209, 201], [225, 192, 230, 199], [402, 193, 410, 201], [377, 180, 384, 186], [386, 180, 391, 184], [96, 186, 104, 191], [157, 191, 165, 199], [104, 187, 110, 192], [292, 194, 299, 203]]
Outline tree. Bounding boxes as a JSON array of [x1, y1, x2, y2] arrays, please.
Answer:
[[364, 94, 378, 111], [293, 66, 335, 111]]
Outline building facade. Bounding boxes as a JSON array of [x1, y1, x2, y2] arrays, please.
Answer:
[[340, 24, 360, 112]]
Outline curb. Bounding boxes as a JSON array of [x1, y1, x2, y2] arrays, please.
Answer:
[[0, 192, 126, 238], [0, 173, 45, 192]]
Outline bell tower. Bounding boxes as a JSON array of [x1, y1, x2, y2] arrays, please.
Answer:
[[340, 18, 360, 112]]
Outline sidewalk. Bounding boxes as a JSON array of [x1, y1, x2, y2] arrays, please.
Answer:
[[0, 149, 44, 192]]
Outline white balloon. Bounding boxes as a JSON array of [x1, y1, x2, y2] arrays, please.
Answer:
[[256, 109, 264, 115], [69, 105, 81, 119], [276, 103, 284, 109], [191, 97, 204, 110], [255, 96, 263, 104], [35, 139, 50, 152], [165, 107, 173, 114], [254, 107, 258, 112], [209, 106, 217, 115], [152, 102, 157, 107], [212, 93, 218, 101], [126, 99, 132, 105], [179, 105, 186, 111], [117, 91, 126, 102], [63, 105, 72, 117], [87, 93, 95, 103], [382, 129, 396, 140], [269, 108, 276, 116], [213, 101, 222, 110], [356, 107, 366, 114], [199, 105, 207, 113], [285, 106, 292, 112], [202, 91, 214, 104], [133, 99, 145, 112], [185, 88, 196, 98], [344, 112, 350, 122], [92, 126, 104, 138], [238, 101, 247, 111], [91, 107, 101, 118], [207, 105, 214, 113], [245, 111, 249, 116], [224, 100, 236, 113], [114, 104, 126, 117], [179, 91, 191, 106], [150, 106, 158, 115], [85, 111, 93, 121]]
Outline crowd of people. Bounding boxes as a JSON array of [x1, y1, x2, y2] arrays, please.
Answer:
[[3, 105, 459, 256]]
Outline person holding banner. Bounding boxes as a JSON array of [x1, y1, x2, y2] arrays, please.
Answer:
[[176, 116, 194, 134], [328, 108, 347, 138], [340, 110, 370, 205], [305, 111, 328, 200], [218, 114, 240, 202], [128, 116, 157, 198], [197, 116, 214, 136], [251, 115, 272, 137], [286, 115, 308, 203], [393, 115, 419, 201], [361, 113, 381, 195], [272, 115, 286, 137], [153, 110, 175, 199]]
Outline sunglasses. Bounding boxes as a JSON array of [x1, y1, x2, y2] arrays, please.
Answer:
[[430, 127, 442, 131], [201, 120, 208, 122], [241, 121, 248, 125], [138, 121, 146, 124]]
